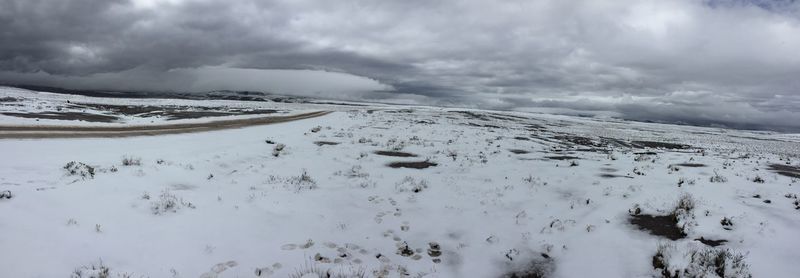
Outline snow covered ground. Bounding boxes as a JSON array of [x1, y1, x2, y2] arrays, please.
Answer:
[[1, 89, 800, 277]]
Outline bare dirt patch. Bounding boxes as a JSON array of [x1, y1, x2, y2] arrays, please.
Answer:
[[374, 150, 418, 157], [554, 135, 602, 147], [631, 140, 692, 150], [387, 161, 438, 169], [630, 214, 686, 240], [313, 141, 340, 146], [545, 155, 581, 160], [768, 164, 800, 178]]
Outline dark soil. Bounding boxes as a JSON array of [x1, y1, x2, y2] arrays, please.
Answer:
[[313, 141, 340, 146], [545, 156, 581, 160], [631, 140, 692, 150], [374, 150, 418, 157], [554, 135, 601, 147], [599, 174, 633, 179], [671, 163, 707, 168], [501, 256, 555, 278], [509, 149, 531, 154], [630, 214, 686, 240], [768, 164, 800, 178], [695, 237, 728, 247], [2, 112, 119, 122], [388, 161, 437, 169]]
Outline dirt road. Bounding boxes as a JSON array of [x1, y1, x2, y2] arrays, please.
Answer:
[[0, 111, 331, 139]]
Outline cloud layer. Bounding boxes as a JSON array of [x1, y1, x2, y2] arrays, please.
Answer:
[[1, 0, 799, 131]]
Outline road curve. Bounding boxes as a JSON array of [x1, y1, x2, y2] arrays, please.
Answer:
[[0, 110, 332, 139]]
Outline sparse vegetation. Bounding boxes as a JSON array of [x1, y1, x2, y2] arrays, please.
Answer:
[[0, 190, 12, 199], [64, 161, 96, 179], [150, 190, 195, 215], [121, 156, 141, 166], [287, 170, 317, 192], [710, 171, 728, 183], [272, 143, 286, 157], [652, 243, 752, 278]]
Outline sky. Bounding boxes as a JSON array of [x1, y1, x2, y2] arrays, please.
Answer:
[[1, 0, 799, 131]]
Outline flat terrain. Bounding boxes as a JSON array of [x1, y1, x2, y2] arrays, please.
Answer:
[[1, 87, 799, 277]]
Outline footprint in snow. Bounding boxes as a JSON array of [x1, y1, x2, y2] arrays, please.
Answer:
[[199, 260, 237, 278]]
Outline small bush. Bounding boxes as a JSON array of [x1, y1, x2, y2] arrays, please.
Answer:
[[653, 243, 752, 278], [710, 171, 727, 183], [121, 156, 141, 166], [151, 190, 194, 215], [752, 176, 765, 183], [287, 261, 366, 278], [287, 170, 317, 192], [721, 217, 734, 230], [70, 260, 134, 278], [672, 194, 696, 233], [64, 161, 96, 179], [272, 143, 286, 157]]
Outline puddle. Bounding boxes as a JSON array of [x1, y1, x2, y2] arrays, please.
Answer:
[[671, 163, 707, 168], [545, 156, 581, 160], [313, 141, 340, 146], [695, 237, 727, 247], [599, 174, 633, 179], [374, 151, 418, 157], [388, 161, 438, 169], [629, 214, 686, 240]]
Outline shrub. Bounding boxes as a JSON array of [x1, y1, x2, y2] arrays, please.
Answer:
[[151, 190, 194, 215], [64, 161, 96, 179], [710, 171, 727, 183], [121, 156, 141, 166], [272, 143, 286, 157], [672, 194, 696, 233], [653, 243, 751, 278], [287, 170, 317, 192], [0, 190, 12, 199]]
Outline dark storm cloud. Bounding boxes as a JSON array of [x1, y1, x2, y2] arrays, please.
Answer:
[[1, 0, 799, 131]]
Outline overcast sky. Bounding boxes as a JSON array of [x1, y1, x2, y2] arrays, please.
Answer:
[[2, 0, 800, 131]]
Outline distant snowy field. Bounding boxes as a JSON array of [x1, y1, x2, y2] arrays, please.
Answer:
[[1, 87, 799, 277]]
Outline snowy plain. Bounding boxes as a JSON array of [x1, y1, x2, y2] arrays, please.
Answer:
[[1, 87, 800, 277]]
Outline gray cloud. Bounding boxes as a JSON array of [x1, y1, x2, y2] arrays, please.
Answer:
[[1, 0, 799, 131]]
